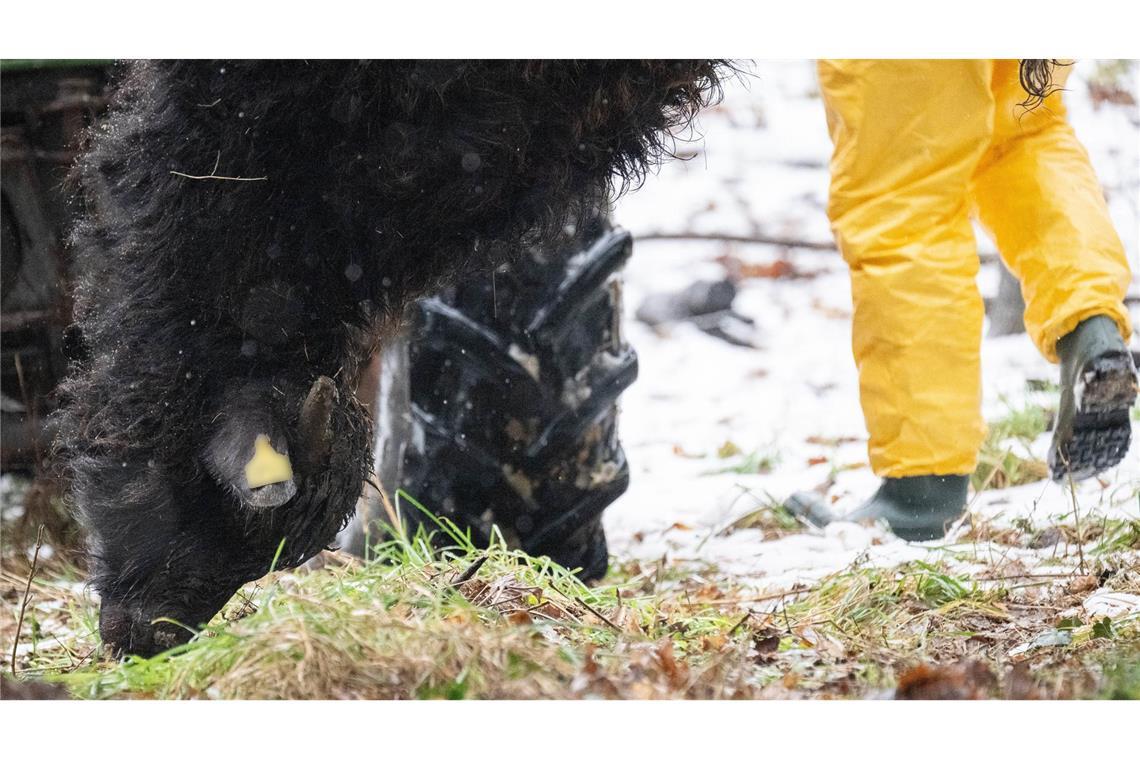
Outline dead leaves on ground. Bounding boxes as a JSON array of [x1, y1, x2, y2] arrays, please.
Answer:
[[716, 254, 811, 281]]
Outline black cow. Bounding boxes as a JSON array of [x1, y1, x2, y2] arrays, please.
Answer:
[[56, 60, 727, 656]]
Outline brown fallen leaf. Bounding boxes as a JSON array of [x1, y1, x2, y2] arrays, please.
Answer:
[[1066, 575, 1099, 595], [582, 643, 598, 676], [695, 584, 725, 601], [753, 629, 781, 662], [738, 260, 798, 280], [807, 456, 829, 466], [895, 660, 996, 700], [805, 434, 862, 446], [718, 253, 802, 281], [655, 640, 689, 689], [506, 610, 533, 626], [672, 444, 705, 459], [701, 634, 728, 652]]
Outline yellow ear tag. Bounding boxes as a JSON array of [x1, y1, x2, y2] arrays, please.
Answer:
[[245, 434, 293, 489]]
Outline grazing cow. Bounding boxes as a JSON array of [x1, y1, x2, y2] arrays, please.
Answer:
[[56, 60, 728, 656]]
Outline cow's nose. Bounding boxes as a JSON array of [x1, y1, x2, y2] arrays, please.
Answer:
[[98, 601, 133, 656], [151, 623, 190, 652], [99, 600, 194, 658]]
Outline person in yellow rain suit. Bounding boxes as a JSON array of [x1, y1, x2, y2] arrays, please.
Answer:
[[790, 60, 1138, 540]]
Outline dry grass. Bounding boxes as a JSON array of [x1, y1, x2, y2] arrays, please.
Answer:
[[971, 401, 1052, 492], [3, 474, 1139, 700], [3, 524, 1138, 700]]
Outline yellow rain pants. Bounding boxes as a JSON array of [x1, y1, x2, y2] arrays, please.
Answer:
[[818, 59, 1132, 478]]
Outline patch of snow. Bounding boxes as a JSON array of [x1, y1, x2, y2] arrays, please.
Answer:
[[1008, 629, 1073, 656], [1083, 591, 1140, 619]]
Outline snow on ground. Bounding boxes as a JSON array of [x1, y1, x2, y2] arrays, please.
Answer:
[[606, 60, 1140, 599]]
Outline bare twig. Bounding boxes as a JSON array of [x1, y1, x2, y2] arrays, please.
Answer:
[[577, 597, 622, 633], [451, 555, 487, 586], [377, 484, 400, 532], [975, 571, 1078, 582], [363, 476, 401, 533], [1063, 454, 1087, 575], [550, 584, 621, 632], [780, 599, 793, 634], [652, 552, 667, 595], [11, 526, 45, 677], [727, 611, 752, 636], [635, 231, 837, 251], [685, 586, 816, 607]]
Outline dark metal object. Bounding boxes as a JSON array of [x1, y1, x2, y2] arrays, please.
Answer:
[[343, 216, 636, 581]]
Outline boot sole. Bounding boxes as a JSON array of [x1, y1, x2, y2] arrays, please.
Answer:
[[1050, 353, 1138, 481]]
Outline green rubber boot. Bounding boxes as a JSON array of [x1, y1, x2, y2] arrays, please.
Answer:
[[785, 474, 969, 541], [1048, 316, 1138, 482]]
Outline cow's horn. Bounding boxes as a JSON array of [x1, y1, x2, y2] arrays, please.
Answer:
[[297, 375, 337, 474]]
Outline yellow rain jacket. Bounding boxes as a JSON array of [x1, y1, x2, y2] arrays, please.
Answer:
[[817, 59, 1132, 477]]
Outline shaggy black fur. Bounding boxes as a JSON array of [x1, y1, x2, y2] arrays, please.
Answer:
[[56, 60, 726, 655]]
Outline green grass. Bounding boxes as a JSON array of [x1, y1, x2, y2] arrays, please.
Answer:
[[721, 490, 803, 536], [986, 402, 1052, 443], [1092, 518, 1140, 555], [784, 562, 1007, 643], [1096, 647, 1140, 699], [4, 492, 1138, 699], [28, 513, 769, 699], [52, 538, 594, 699], [972, 400, 1052, 491], [701, 445, 781, 476]]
